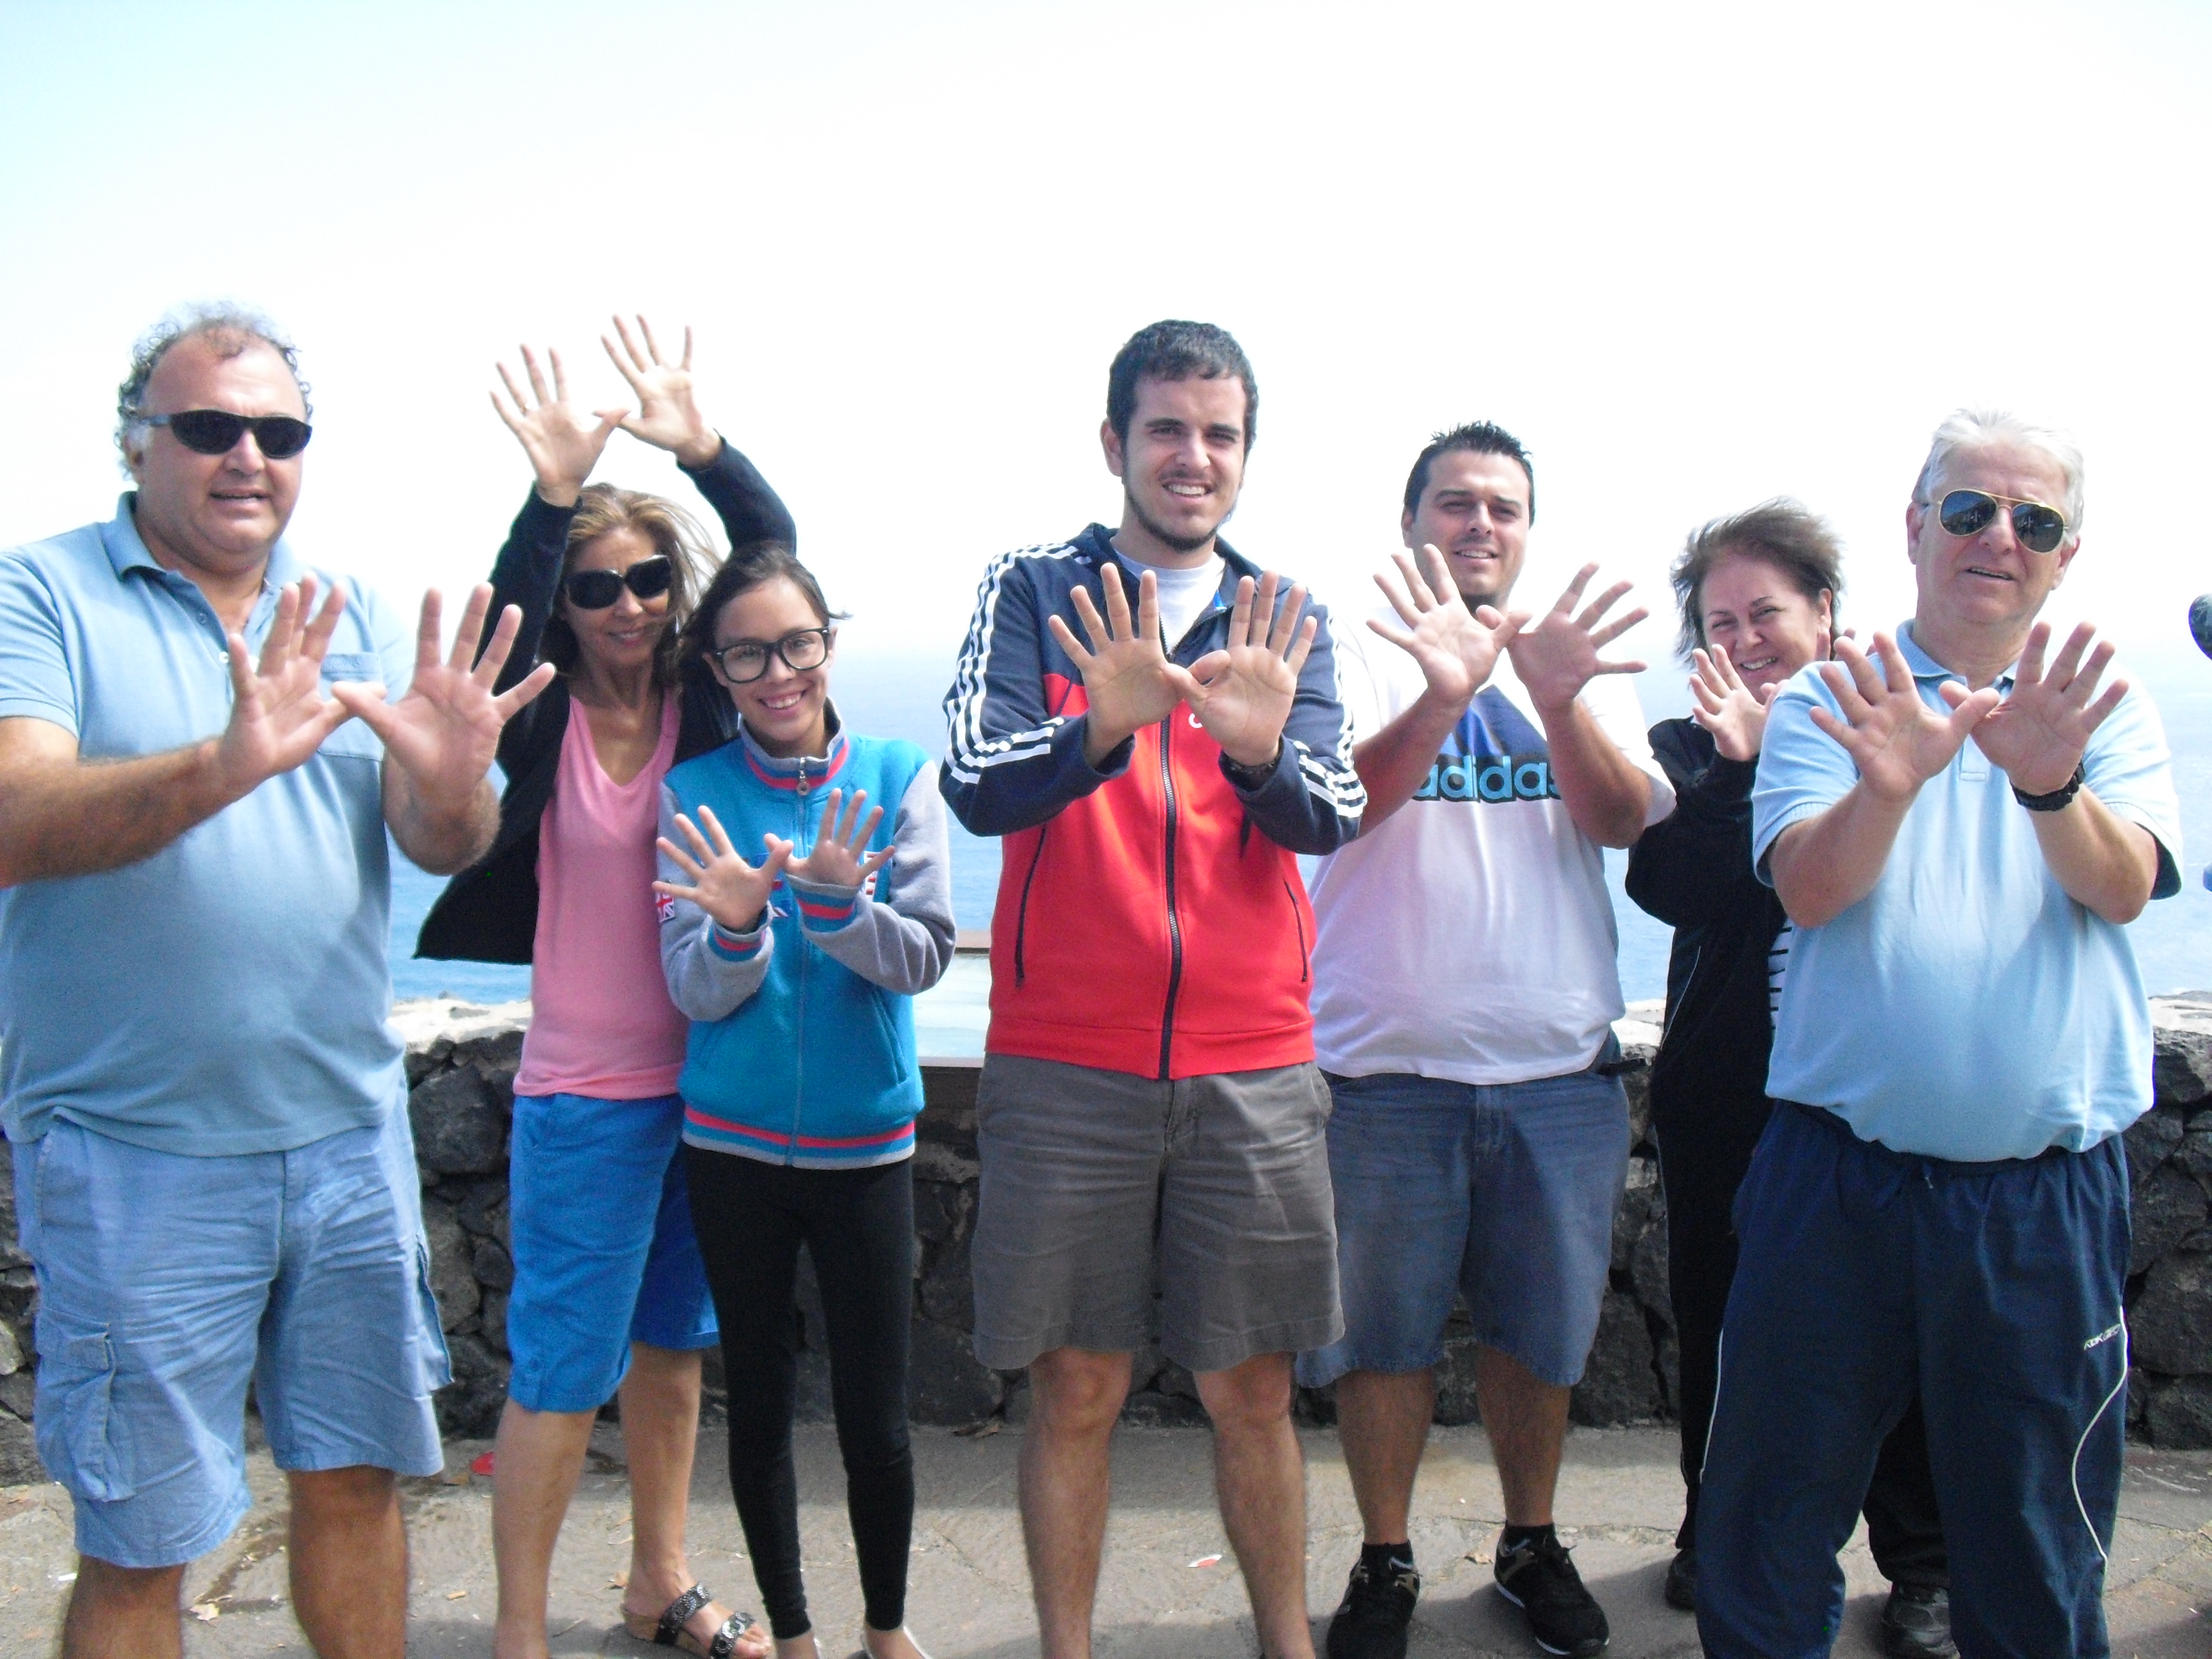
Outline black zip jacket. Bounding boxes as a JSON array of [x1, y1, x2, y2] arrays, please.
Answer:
[[1623, 717, 1786, 1110], [415, 439, 796, 965]]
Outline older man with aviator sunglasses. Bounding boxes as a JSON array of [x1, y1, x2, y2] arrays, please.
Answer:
[[0, 304, 555, 1659], [1692, 411, 2182, 1658]]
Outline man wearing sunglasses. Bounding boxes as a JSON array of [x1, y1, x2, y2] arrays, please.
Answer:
[[0, 304, 553, 1659], [1694, 410, 2183, 1658]]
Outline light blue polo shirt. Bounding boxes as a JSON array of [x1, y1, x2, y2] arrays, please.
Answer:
[[1752, 622, 2182, 1162], [0, 496, 415, 1155]]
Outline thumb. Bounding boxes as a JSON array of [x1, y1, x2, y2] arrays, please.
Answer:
[[329, 682, 397, 735], [591, 408, 627, 438]]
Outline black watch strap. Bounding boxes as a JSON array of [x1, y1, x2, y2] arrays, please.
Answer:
[[2013, 762, 2086, 813]]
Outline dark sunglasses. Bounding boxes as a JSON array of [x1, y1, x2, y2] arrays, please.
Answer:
[[141, 409, 313, 460], [1937, 489, 2068, 555], [564, 556, 674, 609], [708, 628, 833, 684]]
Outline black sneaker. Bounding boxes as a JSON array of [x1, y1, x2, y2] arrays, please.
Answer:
[[1661, 1545, 1697, 1612], [1493, 1530, 1609, 1657], [1324, 1555, 1419, 1659], [1879, 1583, 1956, 1658]]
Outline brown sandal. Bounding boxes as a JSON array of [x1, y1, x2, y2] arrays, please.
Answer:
[[626, 1585, 759, 1659]]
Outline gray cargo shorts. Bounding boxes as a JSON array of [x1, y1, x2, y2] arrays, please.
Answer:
[[968, 1054, 1343, 1375]]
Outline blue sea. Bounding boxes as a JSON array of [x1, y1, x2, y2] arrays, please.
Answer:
[[390, 648, 2212, 1052]]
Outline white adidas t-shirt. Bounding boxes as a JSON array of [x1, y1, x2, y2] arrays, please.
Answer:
[[1309, 609, 1675, 1084], [1123, 553, 1224, 651]]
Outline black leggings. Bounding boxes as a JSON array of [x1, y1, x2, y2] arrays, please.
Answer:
[[685, 1150, 915, 1640]]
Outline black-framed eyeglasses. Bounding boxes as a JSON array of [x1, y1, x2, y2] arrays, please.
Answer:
[[708, 628, 833, 683], [564, 556, 674, 610], [139, 409, 313, 460], [1937, 489, 2069, 555]]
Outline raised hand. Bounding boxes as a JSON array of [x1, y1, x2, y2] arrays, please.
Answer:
[[603, 315, 719, 469], [490, 344, 624, 507], [1050, 564, 1201, 766], [332, 586, 557, 811], [1688, 645, 1778, 762], [1506, 564, 1649, 717], [1969, 621, 2128, 796], [1370, 543, 1528, 706], [786, 788, 891, 889], [1184, 572, 1319, 768], [212, 575, 356, 796], [1809, 633, 2000, 804], [655, 805, 790, 933]]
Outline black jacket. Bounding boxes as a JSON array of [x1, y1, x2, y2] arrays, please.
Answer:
[[1623, 717, 1788, 1111], [415, 440, 796, 965]]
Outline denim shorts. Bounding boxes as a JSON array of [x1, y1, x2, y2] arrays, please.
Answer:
[[504, 1093, 717, 1415], [1296, 1052, 1631, 1390], [15, 1110, 449, 1569]]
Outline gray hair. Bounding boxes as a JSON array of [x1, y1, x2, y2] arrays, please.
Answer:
[[1911, 407, 2085, 540], [116, 303, 312, 471]]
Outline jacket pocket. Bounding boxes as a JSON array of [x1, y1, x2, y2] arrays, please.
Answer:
[[1012, 823, 1050, 987], [1282, 879, 1310, 984], [32, 1309, 133, 1502]]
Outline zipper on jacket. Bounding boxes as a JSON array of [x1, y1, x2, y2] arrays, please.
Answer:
[[1156, 716, 1184, 1081], [1012, 822, 1050, 987], [1282, 879, 1309, 984], [788, 758, 812, 1165]]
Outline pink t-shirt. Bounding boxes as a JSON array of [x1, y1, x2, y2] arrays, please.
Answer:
[[514, 697, 691, 1100]]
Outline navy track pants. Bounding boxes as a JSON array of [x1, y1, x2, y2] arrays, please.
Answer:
[[1695, 1101, 2130, 1659]]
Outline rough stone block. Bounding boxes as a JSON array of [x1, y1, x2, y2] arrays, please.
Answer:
[[1631, 1202, 1673, 1329], [2130, 1168, 2209, 1278], [422, 1199, 481, 1334], [2131, 1252, 2212, 1375], [0, 1371, 32, 1421], [435, 1333, 511, 1438], [1121, 1391, 1210, 1427], [918, 1065, 980, 1145], [2145, 1373, 2212, 1449], [2125, 1104, 2186, 1188], [0, 1408, 45, 1485], [2152, 996, 2212, 1106], [1612, 1159, 1657, 1276], [457, 1179, 511, 1248], [479, 1289, 509, 1356], [1433, 1337, 1483, 1427], [1156, 1360, 1201, 1403], [919, 1235, 974, 1332], [0, 1140, 24, 1270], [472, 1238, 514, 1293], [452, 1028, 524, 1106], [908, 1318, 1000, 1425], [911, 1139, 980, 1188], [913, 1177, 972, 1244], [1570, 1290, 1661, 1426], [2173, 1127, 2212, 1191], [0, 1318, 20, 1377], [409, 1067, 508, 1176]]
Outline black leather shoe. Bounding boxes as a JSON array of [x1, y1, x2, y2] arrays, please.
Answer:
[[1662, 1546, 1697, 1612], [1493, 1530, 1609, 1656], [1879, 1583, 1956, 1658], [1324, 1555, 1419, 1659]]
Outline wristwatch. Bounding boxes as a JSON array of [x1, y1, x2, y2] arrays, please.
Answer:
[[2013, 762, 2085, 813], [1222, 745, 1281, 789]]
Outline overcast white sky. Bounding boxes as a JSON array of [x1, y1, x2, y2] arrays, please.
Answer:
[[3, 0, 2208, 675]]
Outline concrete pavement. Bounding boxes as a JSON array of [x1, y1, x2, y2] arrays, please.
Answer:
[[1, 1422, 2205, 1657]]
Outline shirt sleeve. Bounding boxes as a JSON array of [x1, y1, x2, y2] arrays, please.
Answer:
[[1751, 665, 1858, 885], [2083, 682, 2184, 899], [1580, 671, 1677, 827], [0, 552, 79, 733], [792, 763, 957, 993]]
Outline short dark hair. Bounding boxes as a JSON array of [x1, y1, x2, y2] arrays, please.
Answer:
[[1403, 421, 1535, 523], [680, 541, 848, 673], [1669, 498, 1845, 659], [1105, 320, 1258, 451], [117, 303, 311, 469]]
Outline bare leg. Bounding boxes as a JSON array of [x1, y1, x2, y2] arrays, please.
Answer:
[[61, 1557, 186, 1659], [1198, 1353, 1315, 1659], [1335, 1368, 1435, 1545], [1473, 1346, 1568, 1526], [289, 1464, 406, 1659], [491, 1397, 597, 1659], [1019, 1347, 1133, 1659]]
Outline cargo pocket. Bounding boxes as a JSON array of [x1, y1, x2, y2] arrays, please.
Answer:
[[412, 1236, 454, 1393], [32, 1310, 134, 1503]]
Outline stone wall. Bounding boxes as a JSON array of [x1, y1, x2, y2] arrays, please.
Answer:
[[2, 993, 2211, 1483]]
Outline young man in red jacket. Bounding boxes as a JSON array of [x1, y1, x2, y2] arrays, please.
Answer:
[[942, 320, 1364, 1659]]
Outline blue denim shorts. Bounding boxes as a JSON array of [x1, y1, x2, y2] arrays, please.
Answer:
[[504, 1093, 717, 1414], [15, 1110, 449, 1569], [1296, 1054, 1631, 1390]]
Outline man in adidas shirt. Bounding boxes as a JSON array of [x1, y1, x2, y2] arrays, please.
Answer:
[[1299, 423, 1672, 1659]]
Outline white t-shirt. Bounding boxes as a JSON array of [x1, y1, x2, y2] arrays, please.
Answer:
[[1124, 554, 1224, 651], [1308, 609, 1675, 1084]]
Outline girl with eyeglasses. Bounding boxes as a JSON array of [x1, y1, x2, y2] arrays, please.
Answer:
[[651, 546, 954, 1659], [419, 318, 788, 1659]]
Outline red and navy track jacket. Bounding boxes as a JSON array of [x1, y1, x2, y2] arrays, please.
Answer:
[[940, 524, 1366, 1081]]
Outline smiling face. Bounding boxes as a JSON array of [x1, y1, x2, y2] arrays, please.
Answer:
[[126, 334, 306, 582], [1906, 440, 2079, 646], [708, 574, 834, 759], [1402, 449, 1532, 609], [560, 525, 672, 682], [1696, 551, 1832, 694], [1101, 374, 1249, 565]]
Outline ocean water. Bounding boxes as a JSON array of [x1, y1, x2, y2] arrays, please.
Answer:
[[390, 646, 2212, 1044]]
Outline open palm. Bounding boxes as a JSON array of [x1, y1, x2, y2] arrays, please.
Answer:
[[1185, 572, 1317, 768], [1970, 620, 2127, 796], [1370, 543, 1526, 705], [1810, 634, 1997, 804], [604, 315, 717, 464]]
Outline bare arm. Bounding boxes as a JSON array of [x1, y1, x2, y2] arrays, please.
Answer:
[[1507, 563, 1651, 848], [0, 580, 357, 886], [2024, 792, 2160, 923], [1353, 690, 1467, 828]]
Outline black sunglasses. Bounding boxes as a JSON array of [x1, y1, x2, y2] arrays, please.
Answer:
[[564, 556, 674, 609], [140, 409, 313, 460], [1937, 489, 2068, 555]]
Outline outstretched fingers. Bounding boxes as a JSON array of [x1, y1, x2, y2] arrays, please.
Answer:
[[491, 662, 558, 720], [1281, 612, 1320, 679], [1550, 563, 1598, 614], [1264, 580, 1307, 657]]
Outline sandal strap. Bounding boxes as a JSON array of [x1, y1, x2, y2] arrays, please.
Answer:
[[708, 1610, 756, 1659], [655, 1585, 714, 1647]]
